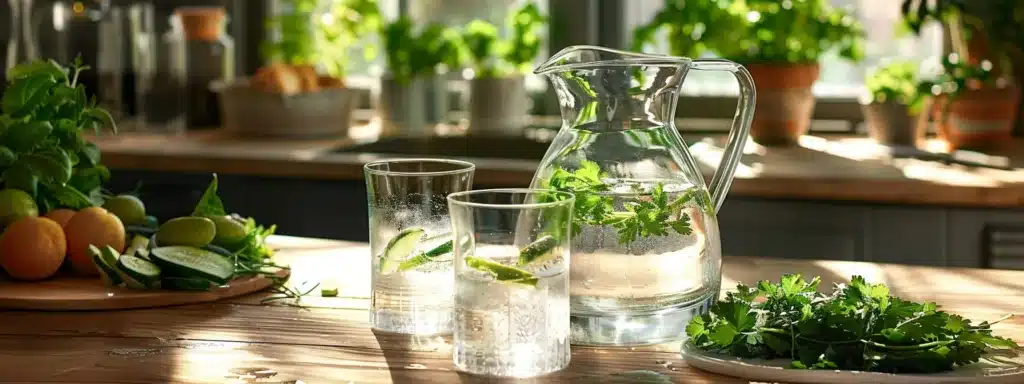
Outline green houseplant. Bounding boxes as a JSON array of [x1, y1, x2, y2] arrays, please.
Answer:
[[901, 0, 1022, 150], [860, 61, 928, 147], [462, 1, 546, 136], [262, 0, 381, 78], [377, 17, 465, 135], [633, 0, 865, 146]]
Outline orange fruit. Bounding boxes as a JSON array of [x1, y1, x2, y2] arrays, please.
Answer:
[[44, 209, 76, 228], [64, 207, 126, 276], [0, 217, 67, 281]]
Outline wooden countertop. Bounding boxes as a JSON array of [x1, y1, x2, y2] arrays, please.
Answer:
[[91, 126, 1024, 208], [1, 236, 1022, 383]]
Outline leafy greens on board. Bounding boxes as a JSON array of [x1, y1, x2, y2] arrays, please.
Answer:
[[0, 58, 116, 211], [537, 160, 707, 245], [687, 274, 1019, 374]]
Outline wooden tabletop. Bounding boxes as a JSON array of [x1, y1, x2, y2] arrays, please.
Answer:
[[1, 236, 1022, 383], [90, 127, 1024, 208]]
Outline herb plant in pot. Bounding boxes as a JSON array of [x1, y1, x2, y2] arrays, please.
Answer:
[[461, 1, 546, 137], [378, 18, 464, 136], [860, 61, 928, 147], [902, 0, 1022, 150], [632, 0, 865, 146]]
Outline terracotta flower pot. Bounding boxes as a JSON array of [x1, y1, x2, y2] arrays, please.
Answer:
[[745, 63, 820, 146], [861, 101, 926, 148], [941, 86, 1020, 150]]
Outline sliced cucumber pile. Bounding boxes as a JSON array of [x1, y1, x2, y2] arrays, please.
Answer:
[[150, 246, 234, 285], [89, 245, 122, 287], [117, 254, 162, 289], [378, 227, 426, 274]]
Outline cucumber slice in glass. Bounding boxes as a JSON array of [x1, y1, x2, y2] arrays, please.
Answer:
[[378, 227, 426, 274], [518, 235, 559, 266], [465, 256, 538, 287]]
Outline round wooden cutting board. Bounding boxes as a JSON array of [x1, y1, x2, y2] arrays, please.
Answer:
[[0, 270, 288, 311]]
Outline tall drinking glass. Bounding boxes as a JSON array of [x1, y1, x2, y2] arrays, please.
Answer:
[[447, 189, 574, 378], [365, 158, 475, 335]]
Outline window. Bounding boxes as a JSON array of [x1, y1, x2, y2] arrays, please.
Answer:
[[625, 0, 945, 99]]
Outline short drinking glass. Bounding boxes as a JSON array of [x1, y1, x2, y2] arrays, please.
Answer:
[[365, 158, 475, 335], [447, 189, 574, 378]]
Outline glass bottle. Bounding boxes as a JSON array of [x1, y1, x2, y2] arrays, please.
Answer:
[[49, 0, 126, 120], [133, 3, 187, 134], [529, 46, 756, 346], [173, 6, 236, 130], [5, 0, 42, 76]]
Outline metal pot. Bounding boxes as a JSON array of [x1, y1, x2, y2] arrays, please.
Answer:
[[378, 75, 449, 137], [468, 76, 530, 137]]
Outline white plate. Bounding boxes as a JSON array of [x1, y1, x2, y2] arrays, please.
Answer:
[[681, 342, 1024, 384]]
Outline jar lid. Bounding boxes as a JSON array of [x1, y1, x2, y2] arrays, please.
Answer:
[[174, 6, 226, 42]]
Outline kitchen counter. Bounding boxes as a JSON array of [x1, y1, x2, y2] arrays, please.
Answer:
[[2, 235, 1022, 382], [91, 126, 1024, 208]]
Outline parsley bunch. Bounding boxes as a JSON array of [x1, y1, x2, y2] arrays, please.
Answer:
[[1, 58, 116, 212], [687, 274, 1019, 373], [538, 160, 697, 245]]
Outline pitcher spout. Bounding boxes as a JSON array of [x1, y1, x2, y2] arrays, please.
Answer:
[[534, 45, 690, 75]]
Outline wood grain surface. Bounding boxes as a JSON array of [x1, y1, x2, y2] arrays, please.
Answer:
[[0, 270, 287, 311], [91, 130, 1024, 208], [0, 235, 1022, 383]]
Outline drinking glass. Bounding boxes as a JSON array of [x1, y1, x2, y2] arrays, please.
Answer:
[[365, 158, 475, 335], [447, 189, 574, 378]]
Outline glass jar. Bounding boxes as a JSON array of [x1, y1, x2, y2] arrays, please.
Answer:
[[4, 0, 42, 88], [173, 6, 236, 129], [50, 0, 126, 120], [132, 2, 187, 134]]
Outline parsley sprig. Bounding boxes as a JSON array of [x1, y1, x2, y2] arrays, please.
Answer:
[[687, 274, 1019, 373], [538, 160, 697, 245]]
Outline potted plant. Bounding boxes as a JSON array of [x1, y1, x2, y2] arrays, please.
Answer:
[[901, 0, 1022, 150], [461, 1, 546, 137], [216, 0, 380, 138], [377, 17, 464, 136], [860, 61, 929, 147], [632, 0, 866, 146]]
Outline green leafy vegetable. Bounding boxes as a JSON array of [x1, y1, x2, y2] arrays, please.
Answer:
[[462, 2, 547, 78], [538, 160, 696, 245], [0, 57, 116, 210], [687, 274, 1019, 373]]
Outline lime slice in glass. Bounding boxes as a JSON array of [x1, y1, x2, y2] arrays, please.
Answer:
[[378, 227, 425, 274], [465, 256, 537, 286]]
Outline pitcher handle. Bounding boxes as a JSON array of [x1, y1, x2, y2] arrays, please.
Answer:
[[690, 59, 756, 213]]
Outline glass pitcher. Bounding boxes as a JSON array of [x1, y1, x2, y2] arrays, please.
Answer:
[[530, 45, 755, 346]]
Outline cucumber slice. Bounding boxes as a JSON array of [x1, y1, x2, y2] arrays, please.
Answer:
[[149, 246, 234, 285], [424, 239, 453, 258], [116, 254, 161, 288], [124, 225, 157, 238], [518, 235, 559, 266], [202, 244, 234, 258], [465, 256, 538, 286], [88, 245, 121, 287], [378, 227, 425, 274], [125, 235, 151, 259], [162, 276, 215, 291]]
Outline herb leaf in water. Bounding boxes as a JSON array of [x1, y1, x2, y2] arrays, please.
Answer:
[[687, 274, 1019, 373], [538, 160, 696, 245]]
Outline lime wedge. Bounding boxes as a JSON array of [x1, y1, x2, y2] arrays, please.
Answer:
[[465, 256, 537, 286], [518, 235, 559, 266], [379, 227, 426, 274]]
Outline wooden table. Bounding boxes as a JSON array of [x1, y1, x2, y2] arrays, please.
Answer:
[[2, 236, 1023, 383]]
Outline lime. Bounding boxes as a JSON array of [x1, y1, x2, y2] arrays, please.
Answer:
[[210, 215, 248, 246], [155, 216, 216, 247], [465, 256, 538, 286], [378, 227, 425, 274], [518, 235, 559, 266], [0, 188, 38, 226], [102, 195, 146, 225]]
